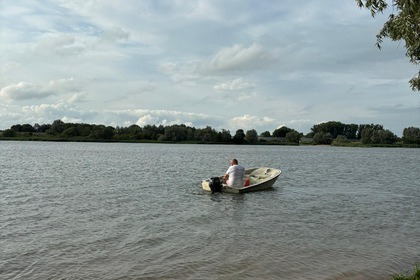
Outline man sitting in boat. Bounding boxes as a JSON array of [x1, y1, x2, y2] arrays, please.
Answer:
[[223, 159, 245, 188]]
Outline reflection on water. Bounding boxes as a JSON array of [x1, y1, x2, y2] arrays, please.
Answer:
[[1, 142, 419, 279]]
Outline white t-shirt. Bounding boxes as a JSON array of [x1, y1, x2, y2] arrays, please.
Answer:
[[226, 164, 245, 188]]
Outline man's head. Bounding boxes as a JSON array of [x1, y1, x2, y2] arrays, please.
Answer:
[[231, 159, 238, 165]]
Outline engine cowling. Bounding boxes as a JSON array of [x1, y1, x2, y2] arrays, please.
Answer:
[[209, 177, 222, 193]]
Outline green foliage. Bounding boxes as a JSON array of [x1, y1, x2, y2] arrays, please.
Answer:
[[260, 131, 271, 137], [356, 0, 420, 91], [311, 121, 359, 139], [233, 129, 245, 144], [311, 121, 369, 139], [194, 126, 219, 142], [163, 124, 194, 141], [372, 129, 398, 144], [62, 127, 80, 138], [358, 124, 383, 139], [219, 129, 232, 143], [89, 125, 115, 140], [2, 129, 16, 137], [393, 264, 420, 280], [48, 119, 66, 134], [285, 130, 301, 144], [272, 126, 293, 137], [361, 126, 398, 144], [245, 129, 258, 144], [402, 126, 420, 144], [332, 135, 351, 146], [313, 132, 333, 145], [1, 120, 415, 147]]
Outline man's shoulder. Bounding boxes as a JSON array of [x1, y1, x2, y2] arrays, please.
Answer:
[[236, 165, 245, 170]]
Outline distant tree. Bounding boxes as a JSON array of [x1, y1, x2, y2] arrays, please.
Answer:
[[62, 127, 79, 137], [11, 124, 23, 132], [313, 132, 333, 145], [78, 123, 93, 137], [219, 129, 232, 143], [272, 126, 293, 138], [34, 123, 51, 133], [371, 129, 398, 144], [115, 124, 142, 140], [48, 119, 65, 135], [233, 129, 245, 144], [311, 121, 346, 138], [358, 124, 383, 139], [305, 132, 315, 138], [356, 0, 420, 91], [361, 127, 374, 144], [34, 123, 41, 132], [332, 135, 351, 145], [20, 124, 35, 133], [89, 125, 115, 140], [194, 126, 218, 142], [2, 129, 16, 137], [163, 124, 191, 141], [143, 124, 164, 140], [260, 131, 271, 137], [360, 125, 396, 144], [245, 129, 258, 144], [285, 130, 301, 144], [343, 124, 359, 139], [402, 126, 420, 144]]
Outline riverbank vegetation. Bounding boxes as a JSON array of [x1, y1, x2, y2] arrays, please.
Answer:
[[393, 264, 420, 280], [1, 120, 419, 147]]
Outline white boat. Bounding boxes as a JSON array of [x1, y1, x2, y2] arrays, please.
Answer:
[[201, 167, 282, 194]]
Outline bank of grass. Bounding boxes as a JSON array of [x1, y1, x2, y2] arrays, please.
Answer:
[[393, 264, 420, 280]]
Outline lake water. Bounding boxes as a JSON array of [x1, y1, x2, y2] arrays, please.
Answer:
[[1, 141, 419, 279]]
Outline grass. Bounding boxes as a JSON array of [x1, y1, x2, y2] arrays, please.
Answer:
[[393, 264, 420, 280]]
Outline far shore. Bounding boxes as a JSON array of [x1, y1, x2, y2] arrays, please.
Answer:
[[1, 136, 419, 148]]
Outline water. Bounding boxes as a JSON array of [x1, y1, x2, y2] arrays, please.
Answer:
[[1, 141, 419, 279]]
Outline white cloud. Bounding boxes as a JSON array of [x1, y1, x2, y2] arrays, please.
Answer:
[[1, 82, 54, 101], [136, 114, 160, 127], [68, 92, 89, 104], [229, 114, 276, 131], [214, 78, 255, 91], [0, 78, 79, 102], [196, 43, 273, 74]]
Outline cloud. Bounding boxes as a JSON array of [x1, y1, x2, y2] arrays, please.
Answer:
[[196, 43, 273, 74], [131, 109, 221, 128], [228, 114, 276, 131], [68, 92, 89, 104], [36, 34, 86, 56], [0, 78, 79, 102], [1, 82, 55, 101], [214, 78, 255, 91]]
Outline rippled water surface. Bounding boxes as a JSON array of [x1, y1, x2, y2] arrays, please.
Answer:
[[1, 141, 419, 279]]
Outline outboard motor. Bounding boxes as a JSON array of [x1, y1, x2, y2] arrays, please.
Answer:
[[209, 177, 222, 193]]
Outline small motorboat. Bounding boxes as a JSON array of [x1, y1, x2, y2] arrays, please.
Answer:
[[201, 167, 282, 194]]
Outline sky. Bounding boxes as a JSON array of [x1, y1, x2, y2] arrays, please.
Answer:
[[1, 0, 419, 136]]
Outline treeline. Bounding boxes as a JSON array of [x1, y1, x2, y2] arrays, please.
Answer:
[[308, 121, 420, 145], [1, 120, 420, 146], [0, 120, 268, 144]]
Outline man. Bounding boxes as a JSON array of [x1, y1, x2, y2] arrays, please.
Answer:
[[223, 159, 245, 188]]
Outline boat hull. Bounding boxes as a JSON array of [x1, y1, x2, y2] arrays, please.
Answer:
[[202, 167, 281, 193]]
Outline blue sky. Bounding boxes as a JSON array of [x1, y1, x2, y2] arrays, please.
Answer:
[[1, 0, 419, 136]]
